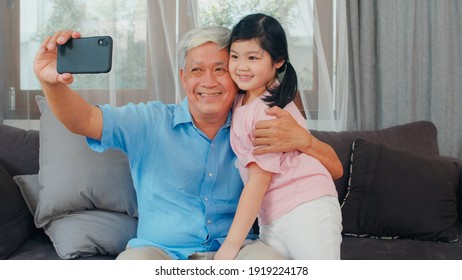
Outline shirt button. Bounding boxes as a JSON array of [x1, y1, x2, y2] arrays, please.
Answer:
[[207, 219, 212, 224], [204, 197, 209, 201], [208, 173, 213, 177]]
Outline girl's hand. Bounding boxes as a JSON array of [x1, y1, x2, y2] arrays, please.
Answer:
[[214, 243, 240, 260], [33, 30, 81, 85]]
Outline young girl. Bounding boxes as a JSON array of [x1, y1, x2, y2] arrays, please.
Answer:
[[214, 13, 342, 260]]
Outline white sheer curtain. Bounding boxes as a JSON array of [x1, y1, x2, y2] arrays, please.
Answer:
[[146, 0, 195, 104], [333, 0, 349, 131], [142, 0, 348, 133], [145, 0, 348, 133], [297, 0, 349, 131]]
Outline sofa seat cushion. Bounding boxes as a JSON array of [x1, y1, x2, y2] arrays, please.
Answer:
[[341, 138, 460, 242], [6, 230, 115, 260], [341, 223, 462, 260]]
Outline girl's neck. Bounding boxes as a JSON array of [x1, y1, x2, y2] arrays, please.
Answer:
[[242, 90, 262, 105], [242, 78, 277, 105]]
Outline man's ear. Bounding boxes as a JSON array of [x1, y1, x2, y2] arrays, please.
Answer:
[[179, 69, 186, 89]]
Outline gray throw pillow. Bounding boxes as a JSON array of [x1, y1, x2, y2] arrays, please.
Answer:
[[43, 210, 137, 259], [14, 173, 137, 259], [30, 96, 139, 259], [13, 174, 41, 215], [35, 95, 137, 227]]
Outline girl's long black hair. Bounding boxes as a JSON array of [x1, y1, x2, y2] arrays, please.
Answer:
[[229, 13, 298, 108]]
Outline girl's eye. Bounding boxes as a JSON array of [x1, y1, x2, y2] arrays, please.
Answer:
[[230, 54, 238, 59], [249, 56, 258, 61]]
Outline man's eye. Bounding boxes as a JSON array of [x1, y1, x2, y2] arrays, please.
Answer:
[[191, 68, 201, 72], [215, 67, 228, 75]]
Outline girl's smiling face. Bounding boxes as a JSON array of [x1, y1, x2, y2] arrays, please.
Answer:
[[229, 39, 284, 98]]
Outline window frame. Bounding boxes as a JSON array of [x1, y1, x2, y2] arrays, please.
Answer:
[[2, 0, 152, 120], [1, 0, 32, 119]]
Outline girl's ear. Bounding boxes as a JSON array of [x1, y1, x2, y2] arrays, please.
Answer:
[[275, 59, 285, 70]]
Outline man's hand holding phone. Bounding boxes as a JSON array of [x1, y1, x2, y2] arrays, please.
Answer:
[[33, 30, 82, 85], [33, 31, 113, 86], [33, 30, 80, 84]]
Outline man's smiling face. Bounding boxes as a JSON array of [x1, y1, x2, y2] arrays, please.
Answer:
[[180, 42, 238, 123]]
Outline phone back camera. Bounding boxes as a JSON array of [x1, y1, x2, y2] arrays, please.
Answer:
[[98, 38, 109, 46]]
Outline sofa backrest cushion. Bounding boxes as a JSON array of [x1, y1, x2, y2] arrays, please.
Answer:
[[310, 121, 439, 201], [0, 164, 35, 259], [0, 125, 39, 176]]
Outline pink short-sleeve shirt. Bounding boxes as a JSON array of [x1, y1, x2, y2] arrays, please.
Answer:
[[230, 93, 338, 225]]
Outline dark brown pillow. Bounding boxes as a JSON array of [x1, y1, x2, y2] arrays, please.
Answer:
[[0, 164, 35, 259], [341, 138, 460, 242], [311, 121, 440, 202]]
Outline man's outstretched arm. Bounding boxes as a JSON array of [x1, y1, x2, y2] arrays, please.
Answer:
[[33, 30, 103, 140]]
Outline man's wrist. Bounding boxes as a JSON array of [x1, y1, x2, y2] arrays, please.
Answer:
[[298, 130, 313, 155]]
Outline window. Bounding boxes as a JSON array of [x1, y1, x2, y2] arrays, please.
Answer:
[[1, 0, 147, 120], [2, 0, 338, 123], [21, 0, 147, 90]]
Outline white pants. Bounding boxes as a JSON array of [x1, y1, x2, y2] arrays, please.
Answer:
[[259, 195, 343, 260]]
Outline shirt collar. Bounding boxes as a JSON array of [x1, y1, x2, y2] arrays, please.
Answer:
[[173, 98, 232, 129], [172, 98, 192, 127]]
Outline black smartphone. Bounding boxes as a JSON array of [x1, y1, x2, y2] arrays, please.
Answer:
[[57, 36, 113, 74]]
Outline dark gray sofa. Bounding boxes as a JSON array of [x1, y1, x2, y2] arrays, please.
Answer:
[[1, 120, 461, 260], [310, 122, 462, 259]]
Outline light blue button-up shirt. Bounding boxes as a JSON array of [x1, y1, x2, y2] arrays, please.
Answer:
[[87, 98, 255, 259]]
